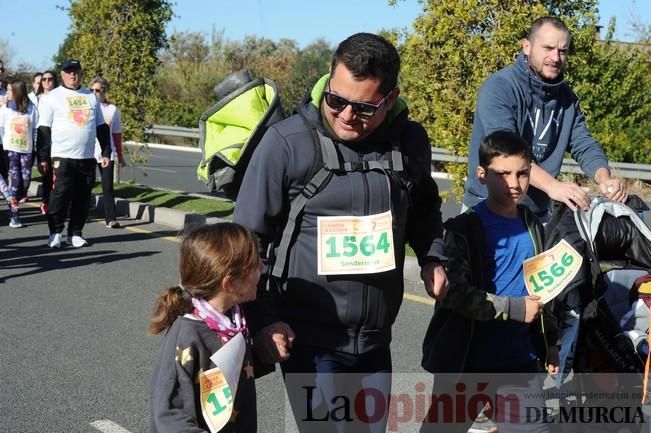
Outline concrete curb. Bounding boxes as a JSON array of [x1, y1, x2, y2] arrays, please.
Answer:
[[27, 181, 424, 283]]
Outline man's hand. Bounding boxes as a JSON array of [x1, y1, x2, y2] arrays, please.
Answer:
[[523, 295, 543, 323], [547, 345, 560, 375], [421, 262, 448, 300], [38, 161, 50, 175], [546, 179, 590, 212], [253, 321, 295, 364], [598, 177, 627, 203], [594, 167, 627, 203], [101, 157, 110, 168], [118, 155, 128, 167]]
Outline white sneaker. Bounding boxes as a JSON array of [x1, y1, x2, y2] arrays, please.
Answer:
[[71, 235, 88, 248], [48, 233, 63, 248]]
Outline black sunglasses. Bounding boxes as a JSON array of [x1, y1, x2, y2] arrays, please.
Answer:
[[323, 82, 392, 120]]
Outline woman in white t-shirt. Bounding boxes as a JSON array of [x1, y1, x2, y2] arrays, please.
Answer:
[[89, 76, 125, 228], [36, 70, 58, 215], [0, 79, 38, 228]]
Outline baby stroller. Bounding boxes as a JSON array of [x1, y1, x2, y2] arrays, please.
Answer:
[[545, 196, 651, 432]]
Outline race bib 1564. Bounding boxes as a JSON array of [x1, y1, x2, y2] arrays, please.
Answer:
[[317, 211, 396, 275]]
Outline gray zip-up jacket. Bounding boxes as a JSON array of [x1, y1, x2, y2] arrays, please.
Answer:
[[464, 51, 609, 216], [233, 77, 445, 355]]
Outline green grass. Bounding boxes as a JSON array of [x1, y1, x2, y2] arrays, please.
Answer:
[[94, 182, 234, 219]]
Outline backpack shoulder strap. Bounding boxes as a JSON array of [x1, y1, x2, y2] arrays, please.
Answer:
[[271, 111, 333, 279], [271, 112, 406, 280]]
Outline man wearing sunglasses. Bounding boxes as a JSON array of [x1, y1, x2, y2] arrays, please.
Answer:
[[234, 33, 447, 432], [36, 59, 111, 249]]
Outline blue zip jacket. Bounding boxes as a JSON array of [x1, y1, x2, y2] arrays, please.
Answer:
[[463, 52, 609, 216]]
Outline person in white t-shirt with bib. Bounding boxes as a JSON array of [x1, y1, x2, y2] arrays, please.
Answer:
[[35, 59, 111, 248], [0, 79, 38, 228]]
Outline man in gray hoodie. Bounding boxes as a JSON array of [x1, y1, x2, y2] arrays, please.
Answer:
[[463, 16, 627, 219]]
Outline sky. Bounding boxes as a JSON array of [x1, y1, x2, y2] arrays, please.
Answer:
[[0, 0, 649, 71]]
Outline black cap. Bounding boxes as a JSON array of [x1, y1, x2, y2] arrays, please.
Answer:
[[61, 59, 82, 70]]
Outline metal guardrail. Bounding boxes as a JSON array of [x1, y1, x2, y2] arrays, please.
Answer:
[[145, 124, 200, 139], [146, 124, 651, 181]]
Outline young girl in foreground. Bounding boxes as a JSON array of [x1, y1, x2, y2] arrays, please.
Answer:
[[149, 222, 262, 433]]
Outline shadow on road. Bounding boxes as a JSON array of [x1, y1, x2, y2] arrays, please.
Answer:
[[0, 246, 160, 283], [0, 229, 176, 283]]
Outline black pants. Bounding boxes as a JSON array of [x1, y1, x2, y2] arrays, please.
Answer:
[[42, 168, 53, 205], [97, 161, 116, 223], [48, 158, 96, 236]]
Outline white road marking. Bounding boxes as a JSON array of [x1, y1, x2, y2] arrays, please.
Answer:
[[143, 167, 176, 173], [90, 419, 134, 433]]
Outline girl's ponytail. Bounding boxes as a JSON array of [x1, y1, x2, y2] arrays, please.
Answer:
[[148, 285, 192, 335]]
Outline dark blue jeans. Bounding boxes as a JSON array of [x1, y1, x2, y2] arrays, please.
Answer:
[[281, 344, 392, 433]]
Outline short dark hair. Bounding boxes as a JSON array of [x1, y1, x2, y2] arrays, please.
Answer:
[[527, 16, 570, 41], [331, 33, 400, 95], [479, 131, 533, 168]]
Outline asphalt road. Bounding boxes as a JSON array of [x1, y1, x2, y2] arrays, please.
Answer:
[[0, 200, 439, 433], [123, 143, 462, 221], [123, 143, 208, 195]]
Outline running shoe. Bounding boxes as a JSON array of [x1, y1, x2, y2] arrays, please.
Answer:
[[71, 235, 88, 248], [48, 233, 63, 248]]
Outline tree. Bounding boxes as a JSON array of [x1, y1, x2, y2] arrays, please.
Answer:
[[568, 18, 651, 163], [398, 0, 600, 197], [285, 39, 333, 109], [0, 38, 13, 69], [60, 0, 173, 141], [152, 33, 331, 128], [153, 30, 230, 128], [221, 36, 300, 109]]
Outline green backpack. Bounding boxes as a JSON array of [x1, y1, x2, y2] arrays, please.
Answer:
[[197, 71, 408, 280], [197, 69, 285, 200]]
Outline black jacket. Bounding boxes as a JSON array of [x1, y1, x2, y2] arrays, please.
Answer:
[[422, 205, 559, 373], [234, 76, 445, 355]]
